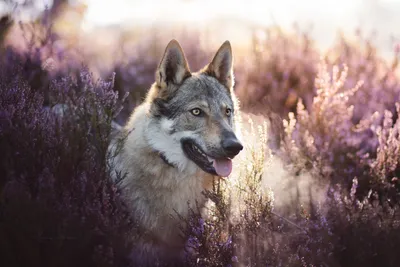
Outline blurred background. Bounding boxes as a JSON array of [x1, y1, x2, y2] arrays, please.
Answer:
[[2, 0, 400, 54]]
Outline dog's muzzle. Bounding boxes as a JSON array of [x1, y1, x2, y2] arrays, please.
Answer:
[[181, 134, 243, 177]]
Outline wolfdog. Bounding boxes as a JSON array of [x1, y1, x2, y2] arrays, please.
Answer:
[[108, 39, 243, 265]]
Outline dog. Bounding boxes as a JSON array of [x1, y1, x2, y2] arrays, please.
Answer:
[[108, 39, 243, 265]]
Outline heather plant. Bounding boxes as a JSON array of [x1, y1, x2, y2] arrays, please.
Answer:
[[321, 183, 400, 267], [250, 182, 400, 267], [236, 26, 319, 117], [0, 60, 134, 266], [279, 61, 377, 195], [267, 41, 400, 267], [1, 7, 88, 108], [370, 103, 400, 200], [328, 33, 400, 123], [0, 15, 13, 49]]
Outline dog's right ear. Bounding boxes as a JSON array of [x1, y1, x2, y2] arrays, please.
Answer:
[[156, 40, 191, 88]]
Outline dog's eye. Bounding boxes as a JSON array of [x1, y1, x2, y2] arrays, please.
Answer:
[[191, 108, 203, 116], [226, 108, 232, 117]]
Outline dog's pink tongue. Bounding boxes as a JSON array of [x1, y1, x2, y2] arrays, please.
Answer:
[[213, 158, 232, 177]]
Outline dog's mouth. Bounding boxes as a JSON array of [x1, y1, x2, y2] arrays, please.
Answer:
[[181, 139, 233, 177]]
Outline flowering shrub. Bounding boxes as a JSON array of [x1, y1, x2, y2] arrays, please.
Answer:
[[281, 62, 365, 186], [0, 59, 134, 267], [236, 26, 319, 117]]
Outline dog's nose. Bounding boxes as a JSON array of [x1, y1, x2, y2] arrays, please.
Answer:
[[222, 138, 243, 157]]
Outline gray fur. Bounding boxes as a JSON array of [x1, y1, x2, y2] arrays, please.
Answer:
[[108, 39, 242, 265]]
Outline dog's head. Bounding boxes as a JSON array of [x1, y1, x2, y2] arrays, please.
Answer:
[[146, 40, 243, 177]]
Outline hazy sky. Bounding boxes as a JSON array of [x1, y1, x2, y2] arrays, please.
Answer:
[[84, 0, 364, 26], [2, 0, 400, 57], [83, 0, 396, 27], [82, 0, 400, 56]]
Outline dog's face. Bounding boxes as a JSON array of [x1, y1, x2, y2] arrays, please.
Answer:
[[146, 40, 243, 177]]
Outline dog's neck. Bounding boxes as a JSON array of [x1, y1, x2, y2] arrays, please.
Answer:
[[157, 150, 176, 168]]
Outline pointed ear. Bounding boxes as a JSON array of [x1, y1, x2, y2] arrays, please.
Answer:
[[203, 41, 234, 89], [156, 40, 191, 88]]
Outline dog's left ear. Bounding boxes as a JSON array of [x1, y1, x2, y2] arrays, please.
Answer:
[[203, 41, 234, 89], [156, 39, 191, 88]]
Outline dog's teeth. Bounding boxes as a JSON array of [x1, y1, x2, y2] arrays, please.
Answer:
[[191, 144, 208, 158]]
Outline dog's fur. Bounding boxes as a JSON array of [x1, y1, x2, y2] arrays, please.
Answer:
[[108, 40, 242, 264]]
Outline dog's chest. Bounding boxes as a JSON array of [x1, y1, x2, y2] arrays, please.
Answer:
[[137, 168, 214, 244], [154, 168, 214, 214]]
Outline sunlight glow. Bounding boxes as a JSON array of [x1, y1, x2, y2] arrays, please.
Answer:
[[80, 0, 400, 58], [83, 0, 362, 28]]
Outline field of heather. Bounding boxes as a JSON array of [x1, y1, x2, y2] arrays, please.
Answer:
[[2, 1, 400, 267]]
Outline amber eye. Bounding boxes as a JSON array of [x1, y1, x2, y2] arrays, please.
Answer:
[[226, 108, 232, 117], [191, 108, 203, 116]]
